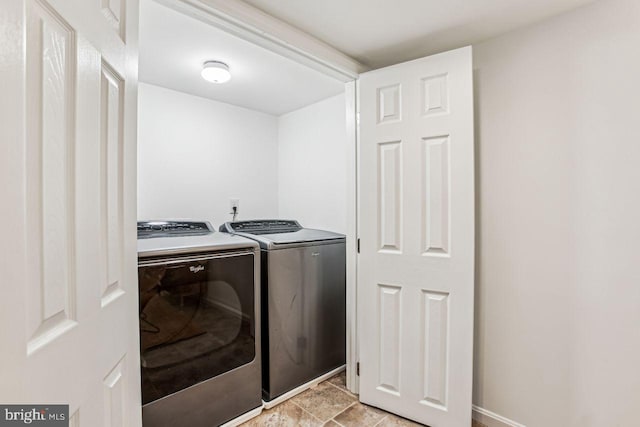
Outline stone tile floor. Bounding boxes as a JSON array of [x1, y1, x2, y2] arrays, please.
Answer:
[[240, 371, 488, 427]]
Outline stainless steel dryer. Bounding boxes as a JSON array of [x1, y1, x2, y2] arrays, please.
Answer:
[[137, 220, 261, 427], [219, 220, 346, 401]]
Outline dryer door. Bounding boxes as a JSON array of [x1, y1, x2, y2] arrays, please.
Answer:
[[138, 251, 256, 404]]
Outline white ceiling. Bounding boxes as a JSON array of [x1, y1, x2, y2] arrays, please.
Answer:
[[140, 0, 598, 114], [240, 0, 598, 69], [139, 0, 345, 116]]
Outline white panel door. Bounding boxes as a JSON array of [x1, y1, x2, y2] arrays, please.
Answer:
[[358, 46, 474, 427], [0, 0, 140, 425]]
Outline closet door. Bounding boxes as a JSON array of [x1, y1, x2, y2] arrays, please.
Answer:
[[0, 0, 141, 425], [358, 46, 474, 427]]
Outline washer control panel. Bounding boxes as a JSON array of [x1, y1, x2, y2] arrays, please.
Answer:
[[220, 219, 301, 235]]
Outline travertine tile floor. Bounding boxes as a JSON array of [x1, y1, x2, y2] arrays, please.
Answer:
[[240, 371, 488, 427]]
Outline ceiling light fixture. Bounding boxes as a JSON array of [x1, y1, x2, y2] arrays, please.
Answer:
[[201, 61, 231, 84]]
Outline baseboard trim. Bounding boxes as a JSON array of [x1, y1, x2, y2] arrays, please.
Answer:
[[263, 365, 346, 409], [472, 405, 526, 427], [220, 404, 264, 427]]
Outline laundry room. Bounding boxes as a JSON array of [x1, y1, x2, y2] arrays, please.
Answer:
[[5, 0, 640, 426], [135, 0, 353, 425]]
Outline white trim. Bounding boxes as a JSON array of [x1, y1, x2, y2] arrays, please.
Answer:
[[344, 80, 359, 395], [263, 365, 346, 410], [472, 405, 527, 427], [155, 0, 366, 81], [219, 404, 264, 427]]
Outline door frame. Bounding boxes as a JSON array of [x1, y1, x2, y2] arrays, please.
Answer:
[[151, 0, 365, 393]]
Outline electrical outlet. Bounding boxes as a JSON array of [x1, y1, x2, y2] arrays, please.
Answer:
[[230, 198, 240, 211]]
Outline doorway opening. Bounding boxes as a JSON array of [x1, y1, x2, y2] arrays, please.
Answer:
[[136, 0, 360, 419]]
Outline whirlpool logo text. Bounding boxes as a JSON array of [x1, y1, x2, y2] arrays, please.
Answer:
[[189, 265, 205, 273]]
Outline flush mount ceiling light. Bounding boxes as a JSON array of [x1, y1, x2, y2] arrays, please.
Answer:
[[201, 61, 231, 84]]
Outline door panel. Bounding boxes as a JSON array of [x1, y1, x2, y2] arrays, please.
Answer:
[[378, 141, 403, 253], [358, 46, 474, 427], [0, 0, 140, 425], [422, 136, 450, 256], [25, 0, 77, 353], [377, 284, 402, 394], [421, 290, 449, 408], [100, 59, 126, 307]]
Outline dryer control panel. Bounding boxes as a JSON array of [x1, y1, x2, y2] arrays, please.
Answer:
[[137, 220, 213, 239]]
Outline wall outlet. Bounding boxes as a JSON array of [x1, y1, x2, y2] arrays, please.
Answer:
[[230, 198, 240, 212]]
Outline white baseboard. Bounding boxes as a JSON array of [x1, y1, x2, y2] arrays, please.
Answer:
[[220, 404, 264, 427], [472, 405, 526, 427], [263, 365, 346, 409]]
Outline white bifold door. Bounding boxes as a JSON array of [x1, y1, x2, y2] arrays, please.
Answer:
[[358, 46, 474, 427], [0, 0, 141, 426]]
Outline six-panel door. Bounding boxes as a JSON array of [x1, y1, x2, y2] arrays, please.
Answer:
[[358, 46, 475, 427]]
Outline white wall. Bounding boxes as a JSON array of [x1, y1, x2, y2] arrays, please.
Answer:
[[137, 83, 279, 227], [473, 0, 640, 425], [277, 94, 348, 233]]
